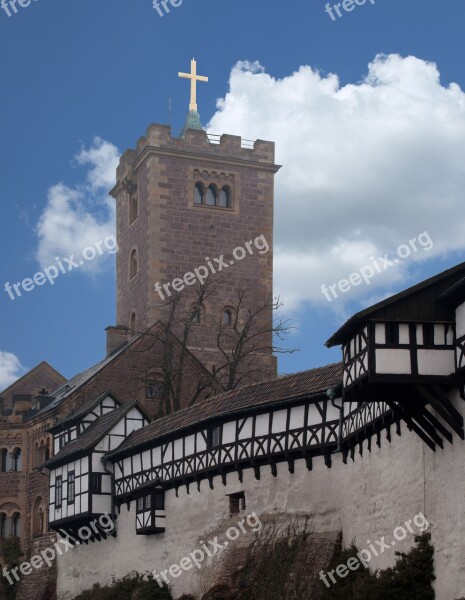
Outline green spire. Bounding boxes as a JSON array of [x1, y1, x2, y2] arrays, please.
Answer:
[[180, 109, 205, 138]]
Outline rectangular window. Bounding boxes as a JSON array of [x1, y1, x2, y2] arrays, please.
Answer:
[[385, 323, 399, 345], [209, 426, 221, 448], [91, 473, 102, 494], [423, 323, 435, 346], [67, 471, 75, 505], [55, 476, 62, 508], [137, 497, 144, 512], [146, 383, 164, 399], [228, 492, 246, 515]]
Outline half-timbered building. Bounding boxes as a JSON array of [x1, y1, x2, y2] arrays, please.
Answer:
[[44, 395, 149, 541], [48, 261, 465, 600]]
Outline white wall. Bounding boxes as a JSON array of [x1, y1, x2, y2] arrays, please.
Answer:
[[55, 393, 465, 600]]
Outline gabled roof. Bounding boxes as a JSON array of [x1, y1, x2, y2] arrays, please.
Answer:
[[326, 261, 465, 348], [43, 402, 143, 469], [31, 320, 220, 420], [0, 361, 66, 398], [48, 390, 123, 433], [438, 276, 465, 306], [105, 362, 343, 460], [32, 341, 138, 419]]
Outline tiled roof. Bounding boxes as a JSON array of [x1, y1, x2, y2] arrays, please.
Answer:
[[106, 362, 343, 459], [43, 403, 136, 468]]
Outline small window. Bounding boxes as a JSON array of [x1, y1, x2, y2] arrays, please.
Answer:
[[206, 184, 217, 206], [194, 182, 204, 205], [0, 514, 7, 539], [154, 492, 165, 510], [137, 497, 144, 512], [145, 495, 152, 510], [130, 196, 138, 223], [11, 513, 20, 538], [130, 312, 137, 333], [228, 492, 246, 515], [223, 309, 233, 326], [191, 304, 203, 324], [219, 186, 231, 208], [423, 323, 435, 346], [91, 473, 102, 494], [208, 426, 221, 448], [130, 249, 138, 279], [146, 383, 164, 399], [1, 449, 8, 472], [11, 448, 22, 472], [67, 472, 75, 505], [55, 476, 63, 508], [385, 323, 399, 345]]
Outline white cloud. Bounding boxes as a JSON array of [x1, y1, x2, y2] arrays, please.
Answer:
[[207, 55, 465, 310], [36, 137, 119, 272], [0, 351, 26, 391]]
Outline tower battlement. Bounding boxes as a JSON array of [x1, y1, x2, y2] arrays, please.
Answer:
[[113, 123, 277, 193]]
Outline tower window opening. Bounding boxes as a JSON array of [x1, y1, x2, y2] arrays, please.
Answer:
[[130, 196, 138, 223], [194, 182, 204, 205], [219, 186, 231, 208], [130, 249, 138, 279], [206, 184, 217, 206]]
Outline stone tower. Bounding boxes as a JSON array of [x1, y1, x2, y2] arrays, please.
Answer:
[[110, 61, 280, 379]]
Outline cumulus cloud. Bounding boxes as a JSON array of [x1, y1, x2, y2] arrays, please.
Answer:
[[0, 351, 26, 391], [207, 55, 465, 310], [36, 137, 119, 272]]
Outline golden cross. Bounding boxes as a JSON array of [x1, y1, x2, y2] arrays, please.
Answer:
[[178, 58, 209, 112]]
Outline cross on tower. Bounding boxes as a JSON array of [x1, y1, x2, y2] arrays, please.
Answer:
[[178, 58, 209, 113]]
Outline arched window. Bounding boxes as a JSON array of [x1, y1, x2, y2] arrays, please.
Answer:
[[130, 312, 136, 333], [11, 448, 21, 472], [223, 309, 233, 326], [11, 513, 20, 538], [129, 196, 138, 223], [194, 182, 204, 205], [191, 304, 204, 324], [219, 186, 231, 208], [0, 449, 8, 472], [206, 184, 217, 206], [32, 497, 45, 536], [0, 514, 7, 539], [130, 249, 138, 279]]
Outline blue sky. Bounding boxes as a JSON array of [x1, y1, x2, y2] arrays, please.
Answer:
[[1, 0, 465, 386]]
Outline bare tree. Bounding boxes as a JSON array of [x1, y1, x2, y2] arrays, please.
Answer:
[[128, 283, 297, 417]]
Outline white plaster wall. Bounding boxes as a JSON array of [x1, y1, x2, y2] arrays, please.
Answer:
[[56, 395, 465, 600]]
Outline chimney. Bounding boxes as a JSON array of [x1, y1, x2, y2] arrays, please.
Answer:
[[105, 325, 129, 357]]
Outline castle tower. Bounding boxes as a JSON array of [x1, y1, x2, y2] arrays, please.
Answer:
[[110, 60, 280, 380]]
